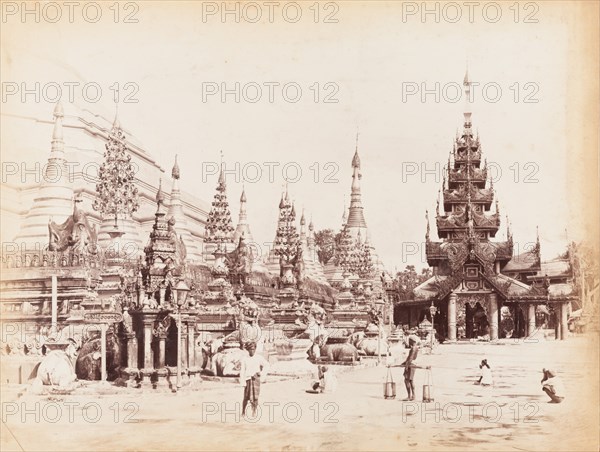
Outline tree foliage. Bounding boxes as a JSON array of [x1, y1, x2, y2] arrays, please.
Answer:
[[314, 228, 340, 265], [395, 265, 432, 301]]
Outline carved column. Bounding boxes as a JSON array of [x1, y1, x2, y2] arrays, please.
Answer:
[[447, 292, 457, 341], [157, 332, 167, 368], [560, 302, 568, 340], [527, 304, 536, 337], [488, 293, 498, 341], [126, 332, 138, 369], [180, 328, 189, 369], [143, 319, 154, 371], [187, 320, 195, 368]]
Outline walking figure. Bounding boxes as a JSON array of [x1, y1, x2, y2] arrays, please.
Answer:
[[239, 342, 269, 417], [393, 335, 420, 401]]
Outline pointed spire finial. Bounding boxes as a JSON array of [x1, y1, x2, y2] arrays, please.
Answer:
[[172, 154, 180, 180], [112, 102, 121, 130], [156, 178, 164, 204], [51, 100, 64, 151], [463, 67, 473, 129], [240, 185, 247, 203], [425, 210, 430, 240], [53, 100, 64, 119], [352, 130, 361, 169], [218, 151, 225, 185]]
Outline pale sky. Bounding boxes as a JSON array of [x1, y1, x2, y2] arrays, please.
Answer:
[[1, 1, 595, 271]]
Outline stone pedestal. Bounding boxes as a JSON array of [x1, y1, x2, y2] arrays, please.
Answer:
[[447, 292, 457, 341]]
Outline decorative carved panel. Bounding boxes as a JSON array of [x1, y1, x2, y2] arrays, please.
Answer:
[[457, 293, 488, 313]]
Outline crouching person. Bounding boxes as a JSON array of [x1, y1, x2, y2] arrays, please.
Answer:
[[312, 365, 338, 394], [541, 368, 565, 403]]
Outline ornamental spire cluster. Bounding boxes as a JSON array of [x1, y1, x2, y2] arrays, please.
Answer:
[[273, 187, 299, 264], [204, 161, 234, 246], [92, 113, 139, 228]]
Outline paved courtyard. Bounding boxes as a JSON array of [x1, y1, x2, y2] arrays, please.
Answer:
[[1, 334, 598, 451]]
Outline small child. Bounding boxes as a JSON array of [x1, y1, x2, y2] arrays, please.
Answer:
[[476, 359, 493, 386]]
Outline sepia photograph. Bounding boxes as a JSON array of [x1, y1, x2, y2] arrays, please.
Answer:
[[1, 1, 598, 451]]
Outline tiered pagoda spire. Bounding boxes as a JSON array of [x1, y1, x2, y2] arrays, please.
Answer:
[[204, 160, 235, 251], [434, 72, 499, 241], [346, 134, 368, 237], [233, 186, 256, 246], [141, 178, 186, 306], [426, 71, 513, 274], [335, 223, 356, 273], [166, 155, 200, 261], [273, 187, 299, 265], [93, 112, 140, 230], [14, 101, 74, 246]]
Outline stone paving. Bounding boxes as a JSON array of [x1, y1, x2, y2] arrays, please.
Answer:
[[1, 334, 598, 451]]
